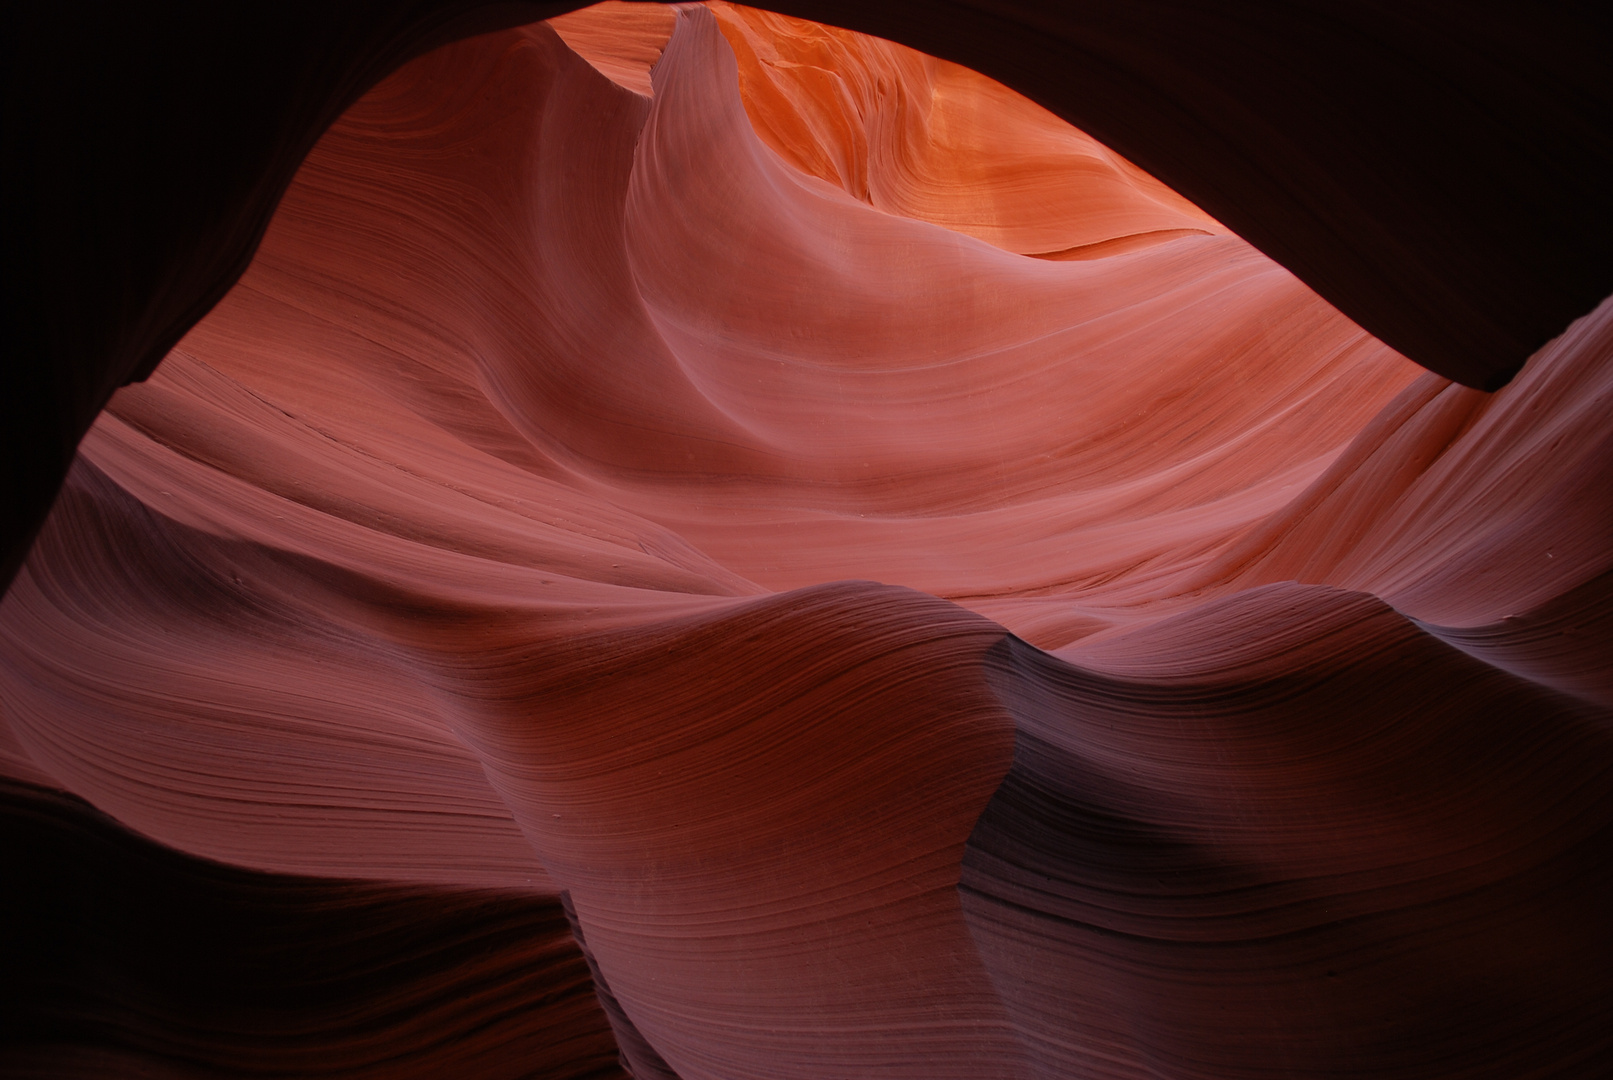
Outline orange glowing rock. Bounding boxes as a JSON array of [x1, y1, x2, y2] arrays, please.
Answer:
[[2, 5, 1608, 1078]]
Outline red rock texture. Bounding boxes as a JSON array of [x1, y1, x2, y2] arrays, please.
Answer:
[[2, 4, 1610, 1078], [7, 0, 1611, 590], [0, 780, 624, 1079]]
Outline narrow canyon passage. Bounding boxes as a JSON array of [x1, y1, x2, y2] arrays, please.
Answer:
[[3, 4, 1609, 1078]]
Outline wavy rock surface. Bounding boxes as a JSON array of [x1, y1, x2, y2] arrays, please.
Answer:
[[0, 780, 623, 1079], [8, 2, 1610, 591], [2, 5, 1610, 1078]]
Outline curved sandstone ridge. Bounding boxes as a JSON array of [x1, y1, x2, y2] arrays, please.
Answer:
[[1, 6, 1610, 1078]]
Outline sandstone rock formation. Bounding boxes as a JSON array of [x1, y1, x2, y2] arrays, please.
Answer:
[[3, 4, 1609, 1077]]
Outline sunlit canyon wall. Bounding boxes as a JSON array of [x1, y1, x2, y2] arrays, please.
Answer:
[[2, 4, 1610, 1077]]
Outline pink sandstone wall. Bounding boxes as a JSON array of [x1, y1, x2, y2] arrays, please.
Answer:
[[2, 5, 1609, 1077]]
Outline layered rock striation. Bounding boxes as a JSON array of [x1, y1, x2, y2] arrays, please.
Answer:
[[2, 5, 1610, 1078]]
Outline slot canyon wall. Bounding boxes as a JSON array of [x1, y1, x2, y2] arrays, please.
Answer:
[[2, 3, 1610, 1077]]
